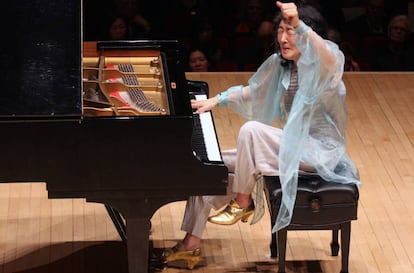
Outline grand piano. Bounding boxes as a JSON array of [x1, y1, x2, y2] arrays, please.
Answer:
[[0, 2, 227, 273]]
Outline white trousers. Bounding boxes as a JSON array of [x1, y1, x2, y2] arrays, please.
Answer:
[[181, 120, 314, 238]]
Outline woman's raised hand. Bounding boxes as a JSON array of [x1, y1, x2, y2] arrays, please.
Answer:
[[276, 1, 300, 28]]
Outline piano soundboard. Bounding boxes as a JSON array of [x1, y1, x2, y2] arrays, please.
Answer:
[[83, 49, 171, 117]]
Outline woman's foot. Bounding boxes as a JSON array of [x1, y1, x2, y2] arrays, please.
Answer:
[[207, 200, 255, 225], [162, 242, 202, 269]]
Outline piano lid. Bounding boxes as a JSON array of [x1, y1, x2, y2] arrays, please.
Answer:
[[0, 0, 81, 120]]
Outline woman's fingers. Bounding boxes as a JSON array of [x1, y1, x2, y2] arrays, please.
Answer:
[[276, 1, 299, 27], [191, 99, 208, 113], [191, 97, 218, 114]]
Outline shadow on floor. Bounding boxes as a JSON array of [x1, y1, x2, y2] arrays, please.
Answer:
[[2, 241, 127, 273], [2, 241, 325, 273]]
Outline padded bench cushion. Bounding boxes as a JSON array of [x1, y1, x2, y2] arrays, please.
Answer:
[[264, 176, 359, 226]]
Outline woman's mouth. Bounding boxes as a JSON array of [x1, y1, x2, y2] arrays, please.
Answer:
[[282, 47, 290, 54]]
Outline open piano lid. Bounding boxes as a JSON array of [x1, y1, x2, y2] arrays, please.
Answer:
[[0, 0, 81, 121]]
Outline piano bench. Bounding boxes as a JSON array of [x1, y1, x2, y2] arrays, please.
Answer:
[[263, 176, 359, 273]]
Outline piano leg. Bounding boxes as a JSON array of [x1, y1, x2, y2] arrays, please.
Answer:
[[93, 197, 175, 273], [126, 216, 151, 273]]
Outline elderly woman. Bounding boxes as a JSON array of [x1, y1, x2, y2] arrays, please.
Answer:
[[163, 1, 362, 269]]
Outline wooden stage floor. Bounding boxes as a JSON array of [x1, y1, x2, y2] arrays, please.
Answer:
[[1, 72, 414, 273]]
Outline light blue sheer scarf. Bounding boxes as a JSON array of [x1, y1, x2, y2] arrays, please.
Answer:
[[217, 21, 362, 232]]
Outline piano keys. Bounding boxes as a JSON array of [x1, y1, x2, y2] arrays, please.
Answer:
[[192, 94, 222, 163]]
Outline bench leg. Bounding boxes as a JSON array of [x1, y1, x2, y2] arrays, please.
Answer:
[[270, 231, 278, 257], [340, 222, 351, 273], [331, 228, 339, 256], [277, 228, 288, 273]]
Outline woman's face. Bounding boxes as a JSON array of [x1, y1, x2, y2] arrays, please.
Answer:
[[188, 50, 209, 72], [277, 20, 300, 63], [388, 19, 409, 43], [109, 17, 127, 40]]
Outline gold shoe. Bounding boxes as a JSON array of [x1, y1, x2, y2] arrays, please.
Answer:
[[208, 200, 255, 225], [163, 243, 202, 269]]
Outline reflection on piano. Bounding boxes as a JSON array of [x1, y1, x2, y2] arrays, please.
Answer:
[[0, 37, 227, 273]]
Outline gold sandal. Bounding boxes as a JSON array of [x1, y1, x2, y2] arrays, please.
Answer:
[[163, 243, 202, 269]]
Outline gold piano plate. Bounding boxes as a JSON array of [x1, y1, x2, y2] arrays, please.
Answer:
[[82, 45, 170, 117]]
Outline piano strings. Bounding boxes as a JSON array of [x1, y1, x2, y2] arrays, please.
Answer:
[[83, 54, 169, 116]]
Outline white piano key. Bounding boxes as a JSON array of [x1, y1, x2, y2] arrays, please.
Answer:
[[195, 94, 222, 162]]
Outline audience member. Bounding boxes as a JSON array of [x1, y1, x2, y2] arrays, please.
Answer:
[[106, 16, 129, 40], [256, 20, 276, 62], [234, 0, 273, 35], [345, 0, 388, 36], [232, 18, 276, 70], [190, 19, 224, 65], [207, 0, 242, 36], [342, 41, 362, 71], [343, 0, 389, 58], [369, 14, 414, 71], [112, 0, 152, 39], [160, 0, 213, 39], [327, 28, 361, 71], [317, 0, 347, 32], [187, 48, 210, 72], [231, 0, 275, 70]]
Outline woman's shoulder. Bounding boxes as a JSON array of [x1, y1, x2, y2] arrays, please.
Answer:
[[260, 53, 281, 67], [250, 53, 285, 81]]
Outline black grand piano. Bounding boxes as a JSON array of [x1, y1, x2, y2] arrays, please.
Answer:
[[0, 2, 227, 273]]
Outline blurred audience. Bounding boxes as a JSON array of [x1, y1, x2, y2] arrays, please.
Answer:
[[368, 14, 414, 71], [344, 0, 389, 36], [317, 0, 347, 31], [234, 0, 273, 35], [343, 0, 389, 58], [160, 0, 213, 39], [190, 19, 224, 65], [342, 42, 362, 71], [327, 28, 361, 71], [255, 20, 276, 62], [112, 0, 152, 39], [83, 0, 414, 71], [231, 0, 275, 70]]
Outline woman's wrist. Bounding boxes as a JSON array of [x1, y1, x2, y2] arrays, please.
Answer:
[[216, 92, 222, 105], [294, 20, 308, 35], [212, 95, 219, 106], [292, 19, 301, 29], [216, 92, 228, 106]]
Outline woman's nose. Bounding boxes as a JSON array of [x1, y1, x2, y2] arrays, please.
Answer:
[[280, 32, 288, 42]]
